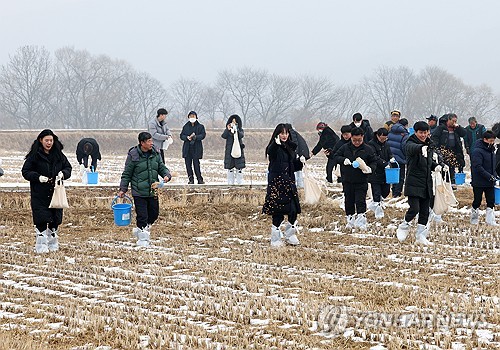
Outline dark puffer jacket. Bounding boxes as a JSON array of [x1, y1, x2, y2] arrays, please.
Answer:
[[387, 123, 409, 164], [471, 140, 497, 188], [334, 142, 377, 184], [431, 124, 466, 168], [221, 115, 245, 170], [367, 138, 393, 184], [119, 146, 171, 197], [180, 120, 206, 159], [22, 148, 72, 226], [404, 135, 438, 198], [349, 120, 373, 143], [312, 126, 340, 155], [262, 141, 301, 216]]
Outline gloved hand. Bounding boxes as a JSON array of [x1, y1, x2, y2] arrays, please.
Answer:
[[58, 171, 64, 180], [79, 164, 85, 171], [389, 157, 397, 163], [490, 175, 497, 183], [435, 165, 442, 172], [275, 136, 281, 145], [343, 158, 352, 166], [443, 165, 449, 172], [39, 175, 49, 183], [299, 155, 306, 163], [421, 145, 428, 158], [362, 167, 372, 174]]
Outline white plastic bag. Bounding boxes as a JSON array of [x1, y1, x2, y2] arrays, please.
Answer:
[[231, 132, 242, 158], [162, 136, 173, 150], [49, 177, 69, 209], [303, 162, 322, 205], [433, 169, 457, 215]]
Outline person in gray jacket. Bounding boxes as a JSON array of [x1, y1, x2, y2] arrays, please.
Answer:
[[148, 108, 172, 163], [221, 114, 245, 185]]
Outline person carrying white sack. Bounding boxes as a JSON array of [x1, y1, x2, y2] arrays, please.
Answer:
[[148, 108, 172, 164], [221, 114, 245, 185], [470, 130, 498, 226], [396, 121, 443, 246]]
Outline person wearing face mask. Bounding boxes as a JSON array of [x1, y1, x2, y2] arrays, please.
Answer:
[[349, 113, 373, 143], [327, 125, 352, 183], [334, 127, 377, 230], [470, 130, 498, 226], [180, 111, 206, 184], [310, 122, 340, 183], [22, 129, 72, 253], [262, 124, 301, 247], [396, 122, 441, 246]]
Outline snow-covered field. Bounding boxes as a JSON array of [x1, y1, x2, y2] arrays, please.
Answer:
[[0, 136, 499, 349]]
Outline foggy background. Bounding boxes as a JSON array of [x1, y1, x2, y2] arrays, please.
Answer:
[[1, 0, 499, 130]]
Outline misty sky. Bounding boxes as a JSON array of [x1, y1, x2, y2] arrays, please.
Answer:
[[1, 0, 500, 93]]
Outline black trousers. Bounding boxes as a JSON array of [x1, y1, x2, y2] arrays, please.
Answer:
[[81, 155, 98, 171], [184, 155, 203, 183], [159, 150, 165, 164], [133, 196, 159, 229], [326, 158, 335, 183], [472, 186, 495, 209], [371, 183, 391, 202], [405, 196, 430, 225], [391, 163, 406, 197], [343, 182, 368, 215]]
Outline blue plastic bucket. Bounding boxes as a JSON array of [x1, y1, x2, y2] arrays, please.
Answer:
[[111, 196, 133, 226], [385, 162, 400, 184], [455, 172, 465, 185], [87, 171, 98, 184], [495, 187, 500, 205]]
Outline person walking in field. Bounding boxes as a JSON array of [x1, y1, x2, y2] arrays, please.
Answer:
[[180, 111, 206, 184], [221, 114, 245, 185], [118, 132, 171, 247], [311, 122, 339, 183], [285, 123, 310, 188], [262, 124, 301, 247], [148, 108, 172, 164], [470, 130, 498, 226], [22, 129, 72, 253]]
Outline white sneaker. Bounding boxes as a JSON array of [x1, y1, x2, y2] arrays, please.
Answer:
[[270, 225, 284, 247], [486, 207, 498, 226], [470, 208, 479, 225], [227, 169, 235, 185], [284, 221, 300, 245], [134, 228, 150, 247], [47, 229, 59, 252], [415, 224, 433, 245], [34, 229, 49, 254], [396, 221, 410, 242], [374, 203, 384, 219], [367, 201, 377, 212]]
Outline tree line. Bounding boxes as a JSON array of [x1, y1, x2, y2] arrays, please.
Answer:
[[1, 45, 499, 130]]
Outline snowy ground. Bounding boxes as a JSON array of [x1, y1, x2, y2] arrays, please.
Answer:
[[0, 151, 499, 349]]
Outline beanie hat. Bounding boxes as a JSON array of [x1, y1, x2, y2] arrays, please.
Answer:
[[316, 122, 327, 131], [157, 108, 168, 116], [188, 111, 197, 118]]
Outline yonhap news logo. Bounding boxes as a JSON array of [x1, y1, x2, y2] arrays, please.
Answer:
[[316, 305, 487, 335]]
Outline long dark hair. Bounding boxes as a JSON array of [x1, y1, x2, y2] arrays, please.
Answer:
[[25, 129, 64, 159], [265, 123, 295, 158]]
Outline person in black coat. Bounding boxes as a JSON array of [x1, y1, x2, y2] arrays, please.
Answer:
[[285, 123, 310, 188], [326, 125, 352, 183], [334, 127, 377, 230], [180, 111, 206, 184], [76, 138, 101, 171], [494, 122, 500, 176], [311, 122, 340, 183], [262, 124, 301, 247], [21, 129, 72, 253], [470, 131, 498, 226], [221, 114, 245, 185], [431, 113, 466, 187], [367, 128, 395, 218], [349, 113, 373, 143], [396, 122, 440, 246]]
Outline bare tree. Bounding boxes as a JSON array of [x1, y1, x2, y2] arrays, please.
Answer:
[[169, 78, 207, 125], [0, 45, 54, 129], [362, 65, 418, 120], [216, 67, 268, 127]]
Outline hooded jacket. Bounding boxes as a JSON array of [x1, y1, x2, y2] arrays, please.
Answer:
[[387, 123, 409, 164], [349, 120, 373, 143], [76, 138, 101, 165], [221, 115, 245, 169], [180, 120, 206, 159], [404, 134, 439, 198], [471, 139, 497, 188]]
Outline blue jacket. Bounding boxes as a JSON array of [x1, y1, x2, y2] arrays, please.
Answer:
[[387, 123, 409, 164], [471, 140, 497, 188]]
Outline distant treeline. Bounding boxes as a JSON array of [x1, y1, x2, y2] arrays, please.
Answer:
[[0, 46, 499, 131]]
